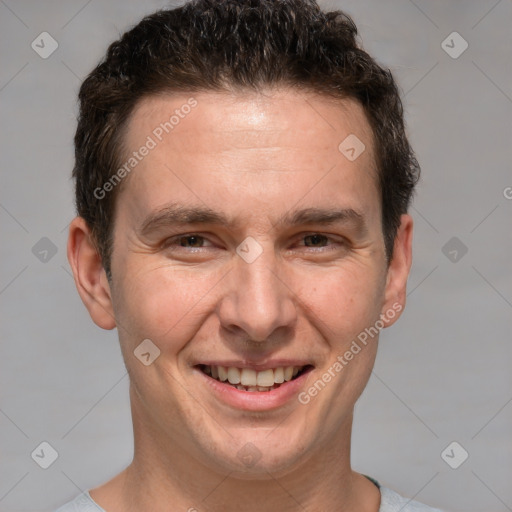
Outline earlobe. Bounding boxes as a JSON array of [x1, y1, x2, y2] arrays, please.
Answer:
[[67, 217, 117, 330], [381, 214, 413, 328]]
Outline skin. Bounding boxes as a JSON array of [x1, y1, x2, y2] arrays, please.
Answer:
[[68, 88, 413, 512]]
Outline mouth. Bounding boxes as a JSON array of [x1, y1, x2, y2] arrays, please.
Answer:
[[197, 364, 314, 392]]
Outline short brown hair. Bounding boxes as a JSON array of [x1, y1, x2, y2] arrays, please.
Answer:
[[73, 0, 420, 276]]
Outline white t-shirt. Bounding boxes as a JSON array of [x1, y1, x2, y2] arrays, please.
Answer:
[[55, 482, 444, 511]]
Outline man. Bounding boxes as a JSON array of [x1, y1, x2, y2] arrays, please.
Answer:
[[58, 1, 443, 510]]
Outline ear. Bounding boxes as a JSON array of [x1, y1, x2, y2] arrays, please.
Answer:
[[381, 214, 413, 328], [67, 217, 116, 330]]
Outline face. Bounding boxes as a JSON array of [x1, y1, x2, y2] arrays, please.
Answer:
[[69, 88, 412, 477]]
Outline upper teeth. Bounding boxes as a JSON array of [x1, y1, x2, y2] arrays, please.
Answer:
[[204, 365, 303, 386]]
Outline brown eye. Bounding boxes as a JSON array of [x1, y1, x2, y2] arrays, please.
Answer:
[[179, 235, 205, 247], [303, 234, 329, 247]]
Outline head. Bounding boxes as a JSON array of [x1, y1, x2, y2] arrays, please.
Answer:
[[68, 0, 418, 478]]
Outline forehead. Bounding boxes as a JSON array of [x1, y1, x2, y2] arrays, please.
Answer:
[[117, 88, 379, 227], [125, 88, 375, 159]]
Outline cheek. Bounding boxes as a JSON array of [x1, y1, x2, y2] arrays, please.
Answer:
[[112, 262, 221, 347], [293, 263, 386, 345], [297, 268, 383, 424]]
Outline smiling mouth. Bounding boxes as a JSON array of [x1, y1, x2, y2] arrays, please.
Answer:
[[198, 364, 314, 392]]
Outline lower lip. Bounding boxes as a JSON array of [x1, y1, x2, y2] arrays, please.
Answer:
[[196, 368, 313, 411]]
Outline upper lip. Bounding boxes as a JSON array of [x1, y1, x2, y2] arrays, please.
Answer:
[[194, 360, 314, 371]]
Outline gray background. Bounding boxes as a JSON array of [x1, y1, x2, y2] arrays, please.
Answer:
[[1, 1, 511, 511]]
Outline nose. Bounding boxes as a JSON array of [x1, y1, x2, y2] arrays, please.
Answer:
[[217, 245, 297, 344]]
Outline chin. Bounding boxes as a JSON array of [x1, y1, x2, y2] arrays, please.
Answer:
[[202, 428, 311, 479]]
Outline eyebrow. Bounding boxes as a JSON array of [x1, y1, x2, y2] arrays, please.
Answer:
[[282, 207, 365, 230], [138, 203, 367, 236], [139, 204, 227, 235]]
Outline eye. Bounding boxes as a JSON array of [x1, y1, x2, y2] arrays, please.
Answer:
[[290, 232, 349, 257], [177, 235, 207, 248], [162, 234, 214, 250], [302, 234, 330, 248]]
